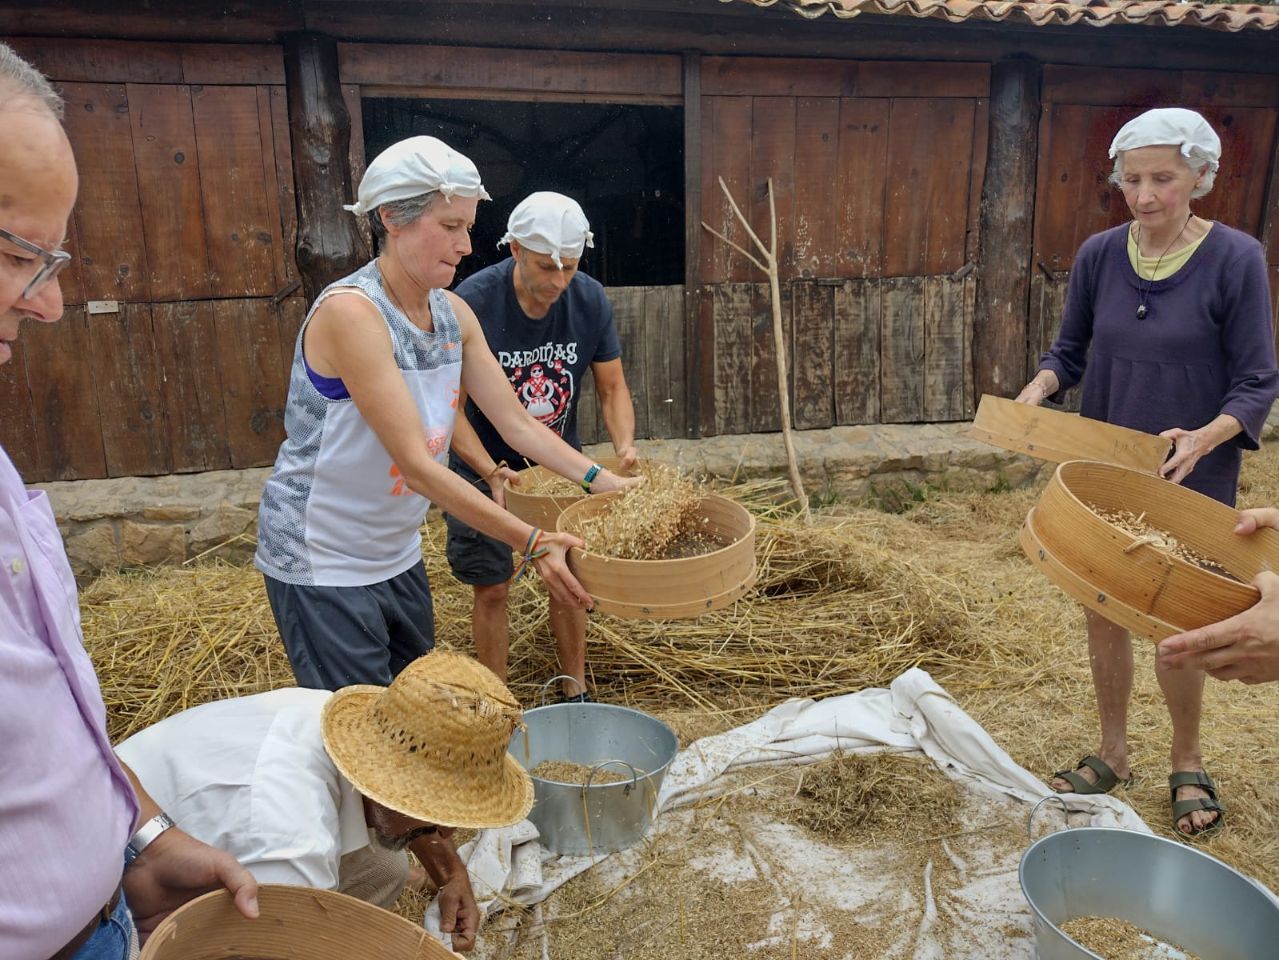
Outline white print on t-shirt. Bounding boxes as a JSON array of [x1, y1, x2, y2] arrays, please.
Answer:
[[498, 341, 580, 369], [505, 345, 578, 435]]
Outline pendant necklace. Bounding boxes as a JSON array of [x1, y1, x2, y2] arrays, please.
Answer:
[[1134, 212, 1193, 321]]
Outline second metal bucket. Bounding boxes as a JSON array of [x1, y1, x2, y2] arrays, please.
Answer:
[[513, 701, 678, 857], [1020, 819, 1279, 959]]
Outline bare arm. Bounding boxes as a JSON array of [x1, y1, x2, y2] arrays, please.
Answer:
[[410, 833, 477, 952], [449, 395, 522, 509], [118, 759, 259, 934], [591, 358, 637, 470]]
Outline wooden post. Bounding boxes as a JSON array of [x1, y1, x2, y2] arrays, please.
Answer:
[[283, 32, 369, 304], [1257, 102, 1279, 341], [973, 55, 1042, 400]]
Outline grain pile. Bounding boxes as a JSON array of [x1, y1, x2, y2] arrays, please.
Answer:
[[1058, 917, 1202, 960], [1095, 508, 1216, 568], [530, 760, 632, 786]]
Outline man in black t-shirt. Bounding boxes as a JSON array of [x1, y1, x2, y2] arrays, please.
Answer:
[[446, 192, 636, 700]]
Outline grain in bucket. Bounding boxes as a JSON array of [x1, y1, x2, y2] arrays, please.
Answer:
[[139, 885, 461, 959]]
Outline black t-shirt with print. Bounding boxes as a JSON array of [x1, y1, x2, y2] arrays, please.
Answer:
[[449, 257, 621, 481]]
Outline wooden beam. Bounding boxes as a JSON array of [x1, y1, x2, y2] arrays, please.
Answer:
[[283, 32, 369, 305], [683, 51, 705, 438], [973, 54, 1042, 401]]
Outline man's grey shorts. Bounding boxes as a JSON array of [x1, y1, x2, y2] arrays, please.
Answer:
[[445, 482, 515, 587], [263, 561, 435, 690]]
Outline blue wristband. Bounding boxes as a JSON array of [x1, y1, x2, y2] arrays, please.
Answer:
[[581, 463, 603, 492]]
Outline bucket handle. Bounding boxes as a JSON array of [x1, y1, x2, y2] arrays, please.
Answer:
[[584, 759, 641, 796], [538, 674, 586, 707], [1026, 794, 1070, 840]]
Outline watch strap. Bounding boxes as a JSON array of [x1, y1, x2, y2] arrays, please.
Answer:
[[124, 812, 175, 867]]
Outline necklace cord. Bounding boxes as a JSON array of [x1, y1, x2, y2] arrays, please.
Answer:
[[1134, 212, 1194, 320]]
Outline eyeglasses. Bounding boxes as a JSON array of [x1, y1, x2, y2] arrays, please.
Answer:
[[0, 226, 72, 300]]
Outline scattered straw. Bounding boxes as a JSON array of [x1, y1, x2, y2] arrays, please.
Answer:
[[561, 467, 713, 560]]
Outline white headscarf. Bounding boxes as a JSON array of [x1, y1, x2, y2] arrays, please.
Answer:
[[499, 192, 594, 268], [1109, 108, 1221, 196], [344, 136, 490, 216]]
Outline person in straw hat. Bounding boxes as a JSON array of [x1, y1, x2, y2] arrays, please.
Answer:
[[116, 650, 533, 953], [447, 191, 637, 702], [1158, 507, 1279, 686], [254, 138, 639, 693], [0, 43, 260, 960], [1016, 107, 1279, 838]]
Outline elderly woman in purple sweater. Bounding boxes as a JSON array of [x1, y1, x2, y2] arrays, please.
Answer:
[[1017, 108, 1279, 838]]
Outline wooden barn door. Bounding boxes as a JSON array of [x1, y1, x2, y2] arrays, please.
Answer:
[[0, 39, 303, 481], [1031, 66, 1279, 410], [695, 58, 989, 434]]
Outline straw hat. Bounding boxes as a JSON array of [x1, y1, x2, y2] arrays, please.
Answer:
[[321, 651, 534, 829]]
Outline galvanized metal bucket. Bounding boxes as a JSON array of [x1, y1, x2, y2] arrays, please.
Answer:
[[1020, 797, 1279, 959], [512, 691, 678, 857]]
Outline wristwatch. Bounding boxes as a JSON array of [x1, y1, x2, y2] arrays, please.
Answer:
[[124, 812, 176, 868]]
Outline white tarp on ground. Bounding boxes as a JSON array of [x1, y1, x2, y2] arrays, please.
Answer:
[[428, 668, 1150, 957]]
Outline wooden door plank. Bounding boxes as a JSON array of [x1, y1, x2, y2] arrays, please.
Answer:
[[923, 277, 966, 421], [60, 82, 150, 301], [87, 302, 170, 476], [857, 61, 988, 99], [701, 56, 856, 98], [126, 83, 211, 301], [153, 300, 232, 474], [703, 96, 754, 284], [834, 98, 889, 279], [966, 97, 989, 266], [212, 299, 289, 469], [661, 285, 688, 440], [576, 365, 601, 447], [57, 211, 87, 307], [793, 97, 840, 280], [963, 273, 977, 418], [0, 340, 40, 479], [1027, 270, 1082, 412], [791, 281, 834, 430], [256, 85, 292, 292], [693, 287, 716, 437], [609, 286, 648, 443], [1194, 106, 1275, 239], [192, 86, 279, 297], [880, 276, 925, 422], [712, 282, 753, 436], [749, 281, 781, 433], [341, 84, 370, 258], [8, 37, 182, 84], [751, 96, 797, 279], [22, 307, 107, 480], [883, 98, 976, 277], [834, 279, 882, 425], [642, 285, 676, 440], [179, 43, 285, 85]]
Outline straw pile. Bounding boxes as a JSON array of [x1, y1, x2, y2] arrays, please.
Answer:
[[77, 447, 1279, 912], [560, 467, 713, 560]]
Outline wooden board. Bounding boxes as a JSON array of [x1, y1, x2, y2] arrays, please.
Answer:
[[609, 286, 648, 444], [748, 281, 790, 434], [834, 98, 889, 279], [792, 97, 840, 280], [712, 283, 753, 436], [791, 281, 834, 430], [0, 337, 40, 478], [833, 279, 881, 425], [701, 56, 857, 98], [750, 97, 796, 279], [971, 394, 1171, 472], [704, 96, 754, 284], [879, 276, 924, 422], [86, 302, 170, 476], [191, 85, 279, 297], [1027, 269, 1082, 412], [126, 83, 211, 300], [337, 43, 681, 100], [883, 98, 975, 277], [21, 307, 107, 480], [152, 301, 232, 474], [211, 299, 289, 469], [60, 82, 150, 302], [923, 276, 967, 422], [642, 285, 684, 440]]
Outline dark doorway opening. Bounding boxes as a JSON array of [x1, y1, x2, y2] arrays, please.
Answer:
[[362, 97, 684, 288]]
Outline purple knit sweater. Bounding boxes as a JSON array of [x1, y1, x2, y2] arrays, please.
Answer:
[[1040, 222, 1279, 506]]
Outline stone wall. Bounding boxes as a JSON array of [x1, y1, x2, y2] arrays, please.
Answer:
[[38, 422, 1044, 578]]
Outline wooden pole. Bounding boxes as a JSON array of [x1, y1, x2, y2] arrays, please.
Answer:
[[703, 176, 809, 518], [283, 32, 370, 304], [973, 54, 1042, 400]]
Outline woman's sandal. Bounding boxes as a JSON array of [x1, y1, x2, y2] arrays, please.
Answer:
[[1050, 755, 1131, 795], [1170, 770, 1226, 839]]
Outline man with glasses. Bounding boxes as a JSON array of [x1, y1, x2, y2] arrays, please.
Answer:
[[116, 651, 532, 953], [0, 44, 258, 960]]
